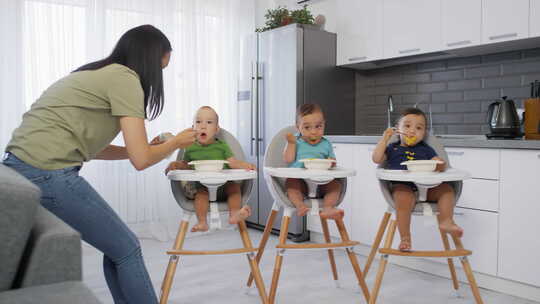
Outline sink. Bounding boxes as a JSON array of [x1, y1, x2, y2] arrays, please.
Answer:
[[435, 134, 485, 140]]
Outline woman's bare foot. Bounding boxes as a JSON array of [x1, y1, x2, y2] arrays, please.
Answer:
[[399, 236, 412, 252], [229, 206, 252, 224], [439, 220, 464, 238], [191, 222, 209, 232], [320, 207, 344, 220], [295, 204, 310, 217]]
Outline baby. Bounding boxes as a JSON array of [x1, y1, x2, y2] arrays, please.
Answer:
[[283, 104, 343, 220], [372, 107, 463, 251], [165, 106, 255, 232]]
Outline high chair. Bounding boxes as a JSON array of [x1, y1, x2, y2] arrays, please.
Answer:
[[159, 129, 268, 304], [246, 126, 371, 304], [364, 133, 484, 304]]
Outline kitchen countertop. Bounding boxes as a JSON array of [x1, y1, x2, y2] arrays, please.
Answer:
[[326, 135, 540, 150]]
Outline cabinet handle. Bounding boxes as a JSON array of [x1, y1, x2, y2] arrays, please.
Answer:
[[348, 56, 367, 62], [489, 33, 517, 41], [447, 40, 471, 47], [399, 48, 420, 54], [537, 154, 540, 159], [447, 151, 465, 156]]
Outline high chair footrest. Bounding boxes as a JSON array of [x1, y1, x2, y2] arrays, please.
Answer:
[[379, 248, 472, 257], [276, 241, 359, 250], [167, 248, 257, 255]]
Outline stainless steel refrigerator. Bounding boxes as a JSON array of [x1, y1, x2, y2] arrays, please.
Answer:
[[237, 24, 354, 241]]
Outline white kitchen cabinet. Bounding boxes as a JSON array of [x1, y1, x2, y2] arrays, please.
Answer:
[[336, 0, 383, 65], [306, 143, 356, 238], [458, 179, 499, 212], [499, 149, 540, 287], [446, 148, 500, 180], [410, 207, 498, 276], [383, 0, 442, 58], [531, 0, 540, 37], [441, 0, 481, 50], [349, 144, 389, 245], [482, 0, 529, 44]]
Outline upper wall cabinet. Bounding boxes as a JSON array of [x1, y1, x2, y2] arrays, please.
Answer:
[[441, 0, 481, 50], [531, 0, 540, 37], [336, 0, 383, 65], [383, 0, 441, 58], [482, 0, 529, 44]]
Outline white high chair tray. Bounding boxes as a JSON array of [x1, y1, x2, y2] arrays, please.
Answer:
[[264, 167, 356, 179], [376, 168, 471, 183], [167, 169, 256, 182]]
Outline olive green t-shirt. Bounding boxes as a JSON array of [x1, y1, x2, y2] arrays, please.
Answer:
[[183, 139, 234, 169], [6, 64, 145, 170]]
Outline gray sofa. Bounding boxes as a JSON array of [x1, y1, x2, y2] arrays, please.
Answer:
[[0, 163, 101, 304]]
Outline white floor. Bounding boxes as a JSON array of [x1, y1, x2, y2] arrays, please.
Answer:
[[83, 228, 538, 304]]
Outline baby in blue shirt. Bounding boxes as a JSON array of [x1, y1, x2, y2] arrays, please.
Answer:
[[372, 107, 462, 251], [283, 104, 343, 219]]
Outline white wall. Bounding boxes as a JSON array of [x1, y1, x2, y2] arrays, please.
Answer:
[[255, 0, 337, 33]]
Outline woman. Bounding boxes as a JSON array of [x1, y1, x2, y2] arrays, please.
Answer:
[[2, 25, 194, 304]]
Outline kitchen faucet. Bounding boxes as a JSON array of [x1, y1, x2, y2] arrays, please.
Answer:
[[387, 95, 394, 128], [414, 100, 434, 134]]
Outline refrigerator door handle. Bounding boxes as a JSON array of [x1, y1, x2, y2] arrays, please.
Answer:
[[250, 61, 255, 156], [258, 62, 265, 154]]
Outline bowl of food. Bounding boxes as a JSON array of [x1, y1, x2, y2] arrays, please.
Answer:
[[400, 160, 443, 172], [188, 160, 229, 172], [299, 158, 336, 170]]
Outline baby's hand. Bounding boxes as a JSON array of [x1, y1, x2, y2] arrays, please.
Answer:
[[382, 128, 395, 141], [329, 158, 337, 167], [165, 161, 189, 174], [242, 162, 257, 171], [285, 133, 296, 144], [433, 157, 446, 172]]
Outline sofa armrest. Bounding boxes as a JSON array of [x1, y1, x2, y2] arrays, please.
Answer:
[[15, 206, 82, 288]]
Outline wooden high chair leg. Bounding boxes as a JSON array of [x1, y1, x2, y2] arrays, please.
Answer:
[[160, 220, 190, 304], [320, 217, 339, 282], [238, 221, 269, 304], [247, 208, 279, 287], [335, 218, 371, 303], [364, 212, 392, 277], [268, 215, 291, 304], [450, 235, 484, 304], [369, 219, 397, 304], [438, 224, 459, 291]]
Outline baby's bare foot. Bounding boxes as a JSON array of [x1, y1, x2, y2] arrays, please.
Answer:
[[229, 206, 252, 224], [320, 207, 344, 220], [295, 204, 310, 217], [399, 236, 412, 252], [191, 222, 209, 232], [439, 221, 464, 238]]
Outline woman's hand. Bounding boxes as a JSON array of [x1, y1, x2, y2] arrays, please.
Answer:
[[174, 128, 197, 148], [165, 161, 190, 174]]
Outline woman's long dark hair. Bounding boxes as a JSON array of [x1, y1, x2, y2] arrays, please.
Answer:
[[74, 24, 172, 120]]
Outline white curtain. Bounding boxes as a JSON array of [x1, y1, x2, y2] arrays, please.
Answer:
[[0, 0, 255, 241]]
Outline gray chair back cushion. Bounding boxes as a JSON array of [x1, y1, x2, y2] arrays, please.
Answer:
[[378, 133, 463, 210], [263, 126, 347, 208], [170, 129, 253, 212], [0, 164, 40, 291]]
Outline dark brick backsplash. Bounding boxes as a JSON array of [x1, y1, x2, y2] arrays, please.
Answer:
[[356, 47, 540, 135]]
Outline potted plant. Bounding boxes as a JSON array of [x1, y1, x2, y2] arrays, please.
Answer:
[[256, 5, 316, 32]]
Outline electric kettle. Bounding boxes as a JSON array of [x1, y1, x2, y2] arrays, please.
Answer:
[[486, 96, 522, 139]]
